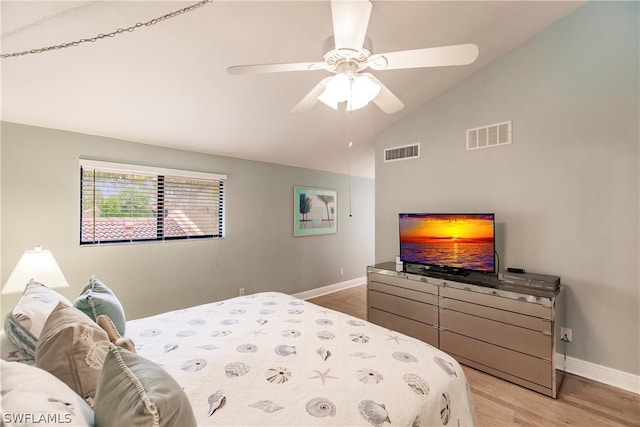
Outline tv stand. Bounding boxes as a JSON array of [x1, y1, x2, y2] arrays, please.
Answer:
[[367, 262, 565, 398]]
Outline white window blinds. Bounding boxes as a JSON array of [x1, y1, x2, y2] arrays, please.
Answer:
[[80, 160, 226, 244]]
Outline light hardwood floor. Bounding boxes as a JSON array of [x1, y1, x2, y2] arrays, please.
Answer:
[[308, 285, 639, 427]]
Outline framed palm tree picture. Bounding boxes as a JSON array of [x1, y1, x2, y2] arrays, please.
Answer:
[[293, 186, 337, 236]]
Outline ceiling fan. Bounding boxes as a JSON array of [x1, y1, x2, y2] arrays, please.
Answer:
[[227, 0, 479, 114]]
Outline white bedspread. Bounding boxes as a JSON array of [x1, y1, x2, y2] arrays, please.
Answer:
[[127, 292, 477, 426]]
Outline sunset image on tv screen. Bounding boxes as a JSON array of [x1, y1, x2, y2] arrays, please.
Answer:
[[399, 214, 495, 272]]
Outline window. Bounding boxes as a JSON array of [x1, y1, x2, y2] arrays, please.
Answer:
[[80, 159, 225, 245]]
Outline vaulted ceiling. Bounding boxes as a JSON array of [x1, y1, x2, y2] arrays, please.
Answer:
[[1, 1, 585, 178]]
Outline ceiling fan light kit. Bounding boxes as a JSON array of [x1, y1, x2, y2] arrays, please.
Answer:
[[228, 0, 479, 114], [317, 70, 381, 112]]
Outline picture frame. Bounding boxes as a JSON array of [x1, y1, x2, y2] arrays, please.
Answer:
[[293, 186, 337, 236]]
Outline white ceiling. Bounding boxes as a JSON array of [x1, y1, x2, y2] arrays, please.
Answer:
[[1, 0, 585, 178]]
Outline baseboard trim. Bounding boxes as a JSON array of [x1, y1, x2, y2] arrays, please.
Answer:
[[293, 277, 366, 301], [558, 353, 639, 395]]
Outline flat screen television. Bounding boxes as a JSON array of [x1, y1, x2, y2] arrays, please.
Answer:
[[399, 213, 495, 275]]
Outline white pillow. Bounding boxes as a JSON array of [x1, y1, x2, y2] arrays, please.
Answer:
[[4, 280, 72, 358], [0, 359, 94, 426]]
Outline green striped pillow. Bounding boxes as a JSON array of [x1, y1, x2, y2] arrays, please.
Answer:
[[4, 280, 72, 358]]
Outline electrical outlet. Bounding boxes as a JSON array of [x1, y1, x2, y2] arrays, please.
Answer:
[[239, 288, 245, 296], [339, 268, 344, 276], [561, 327, 572, 342]]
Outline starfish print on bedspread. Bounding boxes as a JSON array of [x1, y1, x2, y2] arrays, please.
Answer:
[[309, 369, 338, 385], [385, 334, 407, 344]]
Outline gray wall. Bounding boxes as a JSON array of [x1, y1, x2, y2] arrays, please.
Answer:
[[374, 1, 638, 375], [1, 122, 374, 320]]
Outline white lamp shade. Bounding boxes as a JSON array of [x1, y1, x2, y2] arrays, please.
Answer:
[[317, 90, 339, 110], [347, 75, 381, 111], [317, 73, 350, 109], [2, 247, 70, 295]]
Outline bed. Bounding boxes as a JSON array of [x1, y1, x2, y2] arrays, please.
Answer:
[[127, 291, 477, 426], [2, 281, 477, 427]]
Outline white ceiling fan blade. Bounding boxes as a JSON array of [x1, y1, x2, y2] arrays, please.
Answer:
[[363, 73, 404, 114], [228, 62, 328, 75], [331, 0, 372, 51], [368, 43, 479, 71], [290, 77, 333, 114]]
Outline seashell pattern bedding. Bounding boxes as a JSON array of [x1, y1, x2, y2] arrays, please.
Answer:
[[127, 292, 477, 426]]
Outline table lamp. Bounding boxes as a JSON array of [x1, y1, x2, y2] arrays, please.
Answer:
[[2, 246, 70, 295]]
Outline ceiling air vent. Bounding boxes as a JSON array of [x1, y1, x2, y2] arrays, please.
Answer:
[[384, 143, 420, 163], [467, 120, 512, 151]]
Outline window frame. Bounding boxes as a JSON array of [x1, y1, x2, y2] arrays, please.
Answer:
[[79, 159, 226, 245]]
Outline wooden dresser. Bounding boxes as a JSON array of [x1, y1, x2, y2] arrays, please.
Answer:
[[367, 262, 565, 398]]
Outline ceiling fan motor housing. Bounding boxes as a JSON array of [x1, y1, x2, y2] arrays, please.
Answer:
[[322, 35, 373, 73]]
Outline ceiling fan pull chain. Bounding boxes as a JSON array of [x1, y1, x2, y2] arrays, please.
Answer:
[[347, 79, 354, 218], [1, 0, 213, 59]]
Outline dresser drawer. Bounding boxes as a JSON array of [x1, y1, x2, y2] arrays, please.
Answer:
[[440, 308, 552, 359], [440, 330, 552, 388], [368, 308, 438, 347], [369, 289, 438, 325], [369, 272, 438, 295], [440, 297, 552, 333], [369, 281, 438, 306], [440, 285, 551, 319]]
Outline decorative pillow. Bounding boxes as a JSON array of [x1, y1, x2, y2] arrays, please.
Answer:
[[0, 359, 94, 426], [36, 302, 111, 407], [4, 279, 72, 358], [0, 330, 34, 365], [74, 276, 126, 336], [95, 344, 197, 427], [97, 314, 136, 352]]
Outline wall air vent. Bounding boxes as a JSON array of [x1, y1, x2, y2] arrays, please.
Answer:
[[467, 120, 512, 151], [384, 143, 420, 163]]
